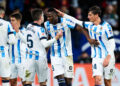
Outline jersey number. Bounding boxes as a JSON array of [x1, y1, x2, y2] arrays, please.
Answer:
[[27, 34, 33, 48]]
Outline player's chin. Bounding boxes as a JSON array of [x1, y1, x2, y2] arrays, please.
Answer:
[[89, 20, 93, 22]]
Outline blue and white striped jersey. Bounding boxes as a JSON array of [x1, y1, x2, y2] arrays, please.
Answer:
[[9, 27, 26, 64], [25, 23, 47, 60], [44, 17, 76, 57], [0, 18, 14, 58], [63, 14, 115, 59], [83, 21, 115, 59]]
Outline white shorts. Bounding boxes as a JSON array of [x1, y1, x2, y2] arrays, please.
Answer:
[[24, 57, 48, 82], [10, 62, 24, 80], [0, 57, 11, 78], [51, 55, 74, 78], [92, 54, 115, 79]]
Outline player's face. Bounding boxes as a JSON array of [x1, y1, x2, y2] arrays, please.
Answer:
[[88, 11, 97, 22], [10, 17, 18, 27], [47, 12, 57, 24]]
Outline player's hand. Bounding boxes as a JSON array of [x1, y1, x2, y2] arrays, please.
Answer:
[[13, 23, 20, 33], [103, 54, 111, 67], [55, 30, 63, 40], [54, 8, 64, 17], [88, 39, 99, 46]]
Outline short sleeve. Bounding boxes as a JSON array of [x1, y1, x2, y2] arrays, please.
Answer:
[[83, 21, 93, 29], [105, 24, 114, 40], [37, 27, 47, 40], [65, 18, 77, 29]]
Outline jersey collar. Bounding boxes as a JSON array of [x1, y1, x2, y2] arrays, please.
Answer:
[[31, 23, 41, 27], [19, 26, 24, 30], [100, 19, 104, 25], [92, 19, 104, 26]]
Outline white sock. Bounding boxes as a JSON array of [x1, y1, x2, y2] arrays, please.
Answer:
[[2, 83, 10, 86], [2, 80, 10, 86]]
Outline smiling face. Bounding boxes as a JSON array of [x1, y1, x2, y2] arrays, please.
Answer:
[[46, 11, 58, 24], [10, 17, 19, 28]]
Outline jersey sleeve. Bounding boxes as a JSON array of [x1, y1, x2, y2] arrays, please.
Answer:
[[105, 24, 114, 40], [7, 22, 16, 44], [83, 21, 93, 29], [104, 24, 115, 55], [37, 27, 47, 40], [64, 14, 92, 29], [65, 18, 77, 29]]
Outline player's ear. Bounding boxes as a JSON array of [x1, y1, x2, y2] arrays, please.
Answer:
[[1, 13, 5, 18], [95, 14, 99, 18], [18, 19, 21, 23], [39, 15, 42, 20]]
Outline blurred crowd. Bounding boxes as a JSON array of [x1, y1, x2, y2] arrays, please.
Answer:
[[0, 0, 120, 63]]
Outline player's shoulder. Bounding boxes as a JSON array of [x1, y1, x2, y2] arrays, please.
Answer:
[[0, 19, 10, 25], [27, 23, 41, 29], [31, 23, 45, 33], [27, 23, 32, 28], [44, 21, 50, 27], [20, 26, 26, 31], [102, 21, 112, 30]]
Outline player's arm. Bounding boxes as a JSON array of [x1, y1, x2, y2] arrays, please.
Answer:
[[103, 24, 115, 67], [45, 35, 51, 53], [13, 23, 27, 43], [76, 25, 99, 45], [7, 23, 16, 44], [55, 9, 99, 45], [41, 30, 63, 48], [64, 15, 99, 46], [39, 27, 63, 48], [55, 8, 84, 26]]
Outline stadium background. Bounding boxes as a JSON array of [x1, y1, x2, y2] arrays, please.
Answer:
[[0, 0, 120, 86]]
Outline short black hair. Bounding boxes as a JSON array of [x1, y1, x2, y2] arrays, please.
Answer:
[[31, 8, 43, 21], [47, 8, 58, 14], [10, 12, 22, 20], [89, 5, 101, 16]]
